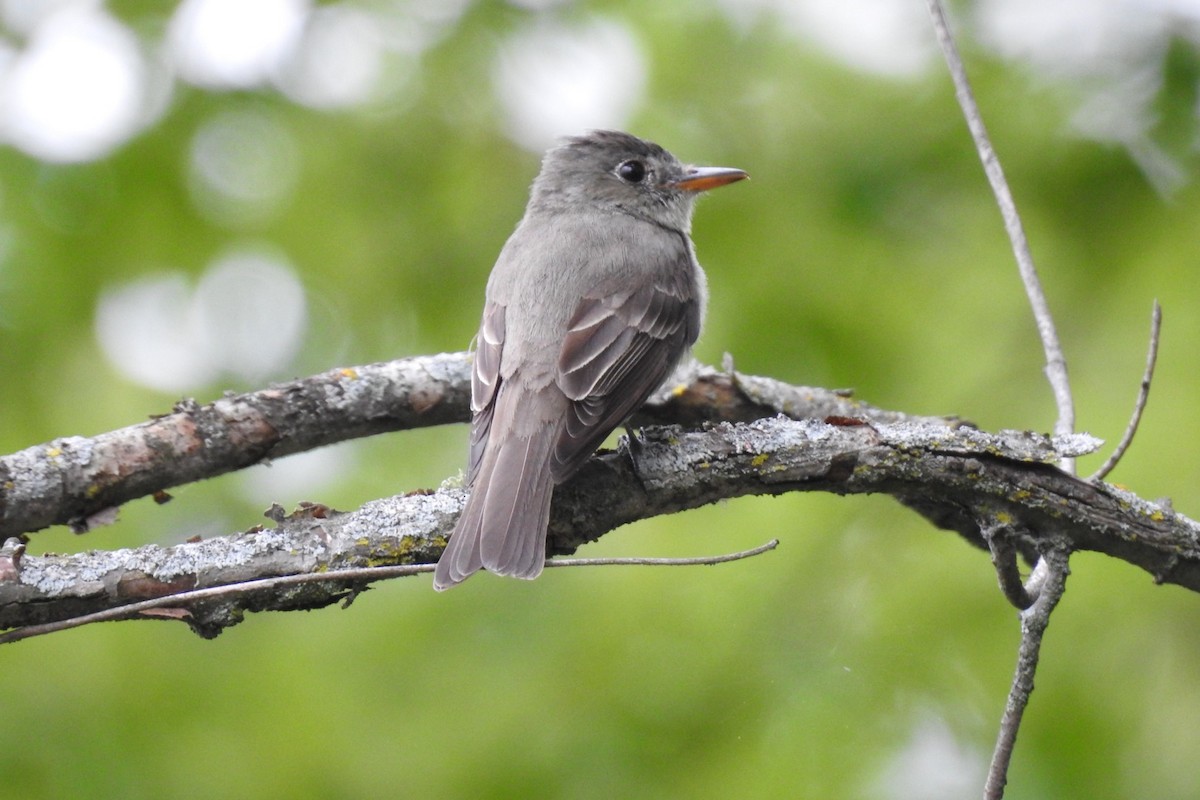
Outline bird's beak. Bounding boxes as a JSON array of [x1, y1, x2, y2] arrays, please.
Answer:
[[672, 166, 749, 192]]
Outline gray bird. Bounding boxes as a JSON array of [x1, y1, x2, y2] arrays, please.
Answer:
[[433, 130, 746, 590]]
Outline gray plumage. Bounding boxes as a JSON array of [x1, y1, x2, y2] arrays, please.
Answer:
[[433, 130, 746, 590]]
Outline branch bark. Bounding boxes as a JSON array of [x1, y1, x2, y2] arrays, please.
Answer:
[[1, 365, 1195, 639], [0, 353, 954, 539], [0, 354, 473, 538]]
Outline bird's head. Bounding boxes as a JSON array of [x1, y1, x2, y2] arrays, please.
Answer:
[[529, 130, 747, 233]]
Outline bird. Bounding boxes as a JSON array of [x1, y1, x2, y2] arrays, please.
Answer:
[[433, 130, 747, 590]]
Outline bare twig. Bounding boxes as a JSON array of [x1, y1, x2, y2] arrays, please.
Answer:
[[0, 539, 779, 644], [925, 6, 1084, 795], [547, 538, 779, 568], [1088, 301, 1163, 482], [925, 0, 1076, 473], [985, 547, 1070, 800], [981, 518, 1034, 609]]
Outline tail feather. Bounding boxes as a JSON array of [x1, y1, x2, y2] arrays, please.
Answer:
[[433, 494, 485, 590], [480, 429, 555, 576], [433, 426, 555, 590]]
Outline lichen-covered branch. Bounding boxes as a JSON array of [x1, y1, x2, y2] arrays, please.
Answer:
[[0, 354, 471, 538], [0, 354, 957, 539], [2, 413, 1195, 639]]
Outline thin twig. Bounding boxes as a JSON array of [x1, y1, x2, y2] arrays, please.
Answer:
[[981, 519, 1034, 609], [925, 0, 1076, 474], [985, 547, 1070, 800], [0, 540, 779, 644], [1088, 301, 1162, 482], [546, 539, 779, 568]]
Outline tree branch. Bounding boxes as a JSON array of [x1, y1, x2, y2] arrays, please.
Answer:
[[1088, 300, 1163, 482], [0, 354, 471, 538], [0, 354, 957, 539], [981, 518, 1035, 610], [3, 405, 1195, 640], [985, 547, 1071, 799], [0, 540, 780, 644], [926, 0, 1076, 470]]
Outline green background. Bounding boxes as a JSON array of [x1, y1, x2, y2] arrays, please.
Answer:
[[4, 2, 1200, 798]]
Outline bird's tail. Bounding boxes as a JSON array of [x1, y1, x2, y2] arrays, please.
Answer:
[[433, 423, 556, 590]]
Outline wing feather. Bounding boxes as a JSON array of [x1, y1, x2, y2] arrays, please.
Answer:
[[553, 263, 700, 481], [467, 301, 505, 482]]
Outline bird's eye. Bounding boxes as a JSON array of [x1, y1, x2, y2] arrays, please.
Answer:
[[616, 159, 646, 183]]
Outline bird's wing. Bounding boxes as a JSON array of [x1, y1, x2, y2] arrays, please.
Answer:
[[553, 267, 699, 481], [467, 300, 505, 483]]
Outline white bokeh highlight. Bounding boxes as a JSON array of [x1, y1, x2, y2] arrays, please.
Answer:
[[191, 249, 307, 383], [95, 247, 308, 393], [188, 109, 300, 226], [0, 4, 145, 162], [169, 0, 309, 89], [872, 713, 987, 800], [974, 0, 1169, 79], [793, 0, 934, 77], [95, 272, 219, 392], [239, 447, 354, 505], [493, 17, 646, 153], [973, 0, 1197, 192], [0, 0, 80, 36], [715, 0, 934, 78], [276, 4, 386, 109]]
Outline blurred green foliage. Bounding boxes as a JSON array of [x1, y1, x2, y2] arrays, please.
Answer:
[[3, 3, 1200, 799]]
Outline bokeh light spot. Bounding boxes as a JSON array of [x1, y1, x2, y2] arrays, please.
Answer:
[[276, 4, 385, 109], [169, 0, 309, 89], [191, 247, 308, 383], [0, 5, 145, 162], [95, 271, 219, 393], [715, 0, 933, 77], [95, 248, 307, 392], [188, 109, 299, 227], [872, 713, 986, 800], [493, 17, 646, 153]]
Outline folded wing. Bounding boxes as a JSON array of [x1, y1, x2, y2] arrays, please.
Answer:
[[553, 268, 700, 481]]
